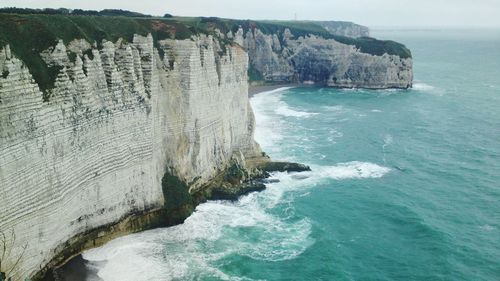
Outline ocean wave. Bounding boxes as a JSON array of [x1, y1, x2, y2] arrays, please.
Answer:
[[83, 175, 314, 281], [275, 105, 318, 117], [383, 134, 393, 147], [323, 105, 345, 112], [255, 86, 296, 95], [327, 128, 344, 143], [382, 135, 393, 164], [84, 87, 392, 281], [250, 89, 287, 150], [315, 161, 392, 180], [265, 161, 392, 188], [479, 224, 495, 231], [413, 82, 435, 91]]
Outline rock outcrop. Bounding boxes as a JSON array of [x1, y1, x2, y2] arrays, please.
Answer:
[[233, 28, 413, 88], [0, 14, 412, 281], [0, 34, 272, 281], [316, 21, 370, 38]]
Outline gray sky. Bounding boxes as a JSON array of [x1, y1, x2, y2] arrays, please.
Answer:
[[1, 0, 499, 28]]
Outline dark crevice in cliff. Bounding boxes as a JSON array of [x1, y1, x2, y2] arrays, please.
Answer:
[[35, 159, 311, 281], [215, 58, 222, 86], [161, 160, 311, 211], [161, 170, 196, 225], [34, 207, 169, 281]]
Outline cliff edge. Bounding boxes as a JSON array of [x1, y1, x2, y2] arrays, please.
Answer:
[[235, 26, 412, 88], [0, 13, 409, 281], [0, 20, 285, 281]]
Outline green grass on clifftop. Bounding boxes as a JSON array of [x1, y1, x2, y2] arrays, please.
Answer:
[[174, 17, 411, 59], [0, 14, 195, 97], [0, 13, 411, 97]]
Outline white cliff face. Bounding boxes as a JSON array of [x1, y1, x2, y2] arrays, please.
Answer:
[[288, 35, 413, 88], [316, 21, 370, 38], [0, 34, 260, 280], [233, 28, 413, 88], [241, 29, 295, 82]]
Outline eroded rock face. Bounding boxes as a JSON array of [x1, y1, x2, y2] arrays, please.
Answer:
[[316, 21, 370, 38], [289, 35, 413, 88], [0, 34, 262, 280], [233, 28, 412, 88]]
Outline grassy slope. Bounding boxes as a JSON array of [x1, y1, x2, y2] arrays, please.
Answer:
[[0, 13, 411, 96], [174, 17, 411, 59], [0, 14, 195, 96]]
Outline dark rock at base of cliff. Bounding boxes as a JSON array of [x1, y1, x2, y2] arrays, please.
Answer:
[[49, 255, 102, 281], [44, 160, 310, 281], [210, 181, 266, 201], [261, 161, 311, 173], [260, 178, 280, 184], [208, 160, 310, 200], [161, 171, 196, 225]]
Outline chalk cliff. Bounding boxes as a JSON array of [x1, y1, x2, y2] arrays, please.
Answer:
[[316, 21, 370, 38], [0, 13, 412, 281], [234, 28, 412, 88], [0, 34, 275, 281]]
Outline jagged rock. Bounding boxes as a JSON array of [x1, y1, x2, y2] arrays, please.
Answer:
[[210, 181, 267, 201], [0, 35, 263, 281], [240, 28, 412, 88], [316, 21, 370, 38], [261, 162, 312, 173], [0, 19, 411, 281], [67, 39, 92, 55]]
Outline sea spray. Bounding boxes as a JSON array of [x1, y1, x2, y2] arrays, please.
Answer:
[[82, 29, 500, 280]]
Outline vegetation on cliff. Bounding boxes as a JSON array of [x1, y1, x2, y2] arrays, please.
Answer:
[[153, 17, 411, 59], [0, 10, 411, 95], [0, 13, 189, 95]]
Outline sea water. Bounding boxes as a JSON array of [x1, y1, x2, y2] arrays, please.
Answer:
[[82, 29, 500, 281]]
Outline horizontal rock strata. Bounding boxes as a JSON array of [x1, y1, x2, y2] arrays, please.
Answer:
[[232, 28, 412, 88], [0, 34, 267, 281]]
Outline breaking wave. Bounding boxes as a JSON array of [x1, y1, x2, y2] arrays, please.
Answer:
[[413, 82, 435, 91], [84, 87, 391, 281]]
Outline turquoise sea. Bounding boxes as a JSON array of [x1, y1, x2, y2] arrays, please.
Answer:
[[82, 29, 500, 280]]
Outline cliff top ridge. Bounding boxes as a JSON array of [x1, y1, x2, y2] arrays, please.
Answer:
[[0, 10, 412, 94]]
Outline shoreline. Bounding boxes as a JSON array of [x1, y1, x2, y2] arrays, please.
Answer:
[[51, 85, 303, 281], [45, 82, 404, 281], [52, 256, 102, 281], [248, 83, 412, 98], [248, 83, 299, 97]]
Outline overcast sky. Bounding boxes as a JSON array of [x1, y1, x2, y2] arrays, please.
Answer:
[[1, 0, 499, 28]]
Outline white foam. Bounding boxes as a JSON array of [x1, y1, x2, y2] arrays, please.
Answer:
[[316, 161, 392, 180], [413, 82, 435, 91], [480, 225, 495, 231], [382, 135, 393, 164], [383, 135, 393, 146], [83, 172, 315, 281], [254, 89, 318, 118], [250, 89, 287, 150], [84, 87, 393, 280], [275, 105, 318, 117], [323, 105, 344, 111], [327, 128, 343, 143], [371, 109, 382, 113], [256, 86, 296, 96]]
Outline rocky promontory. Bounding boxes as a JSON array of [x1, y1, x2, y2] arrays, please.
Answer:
[[0, 11, 411, 281], [234, 26, 412, 88]]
